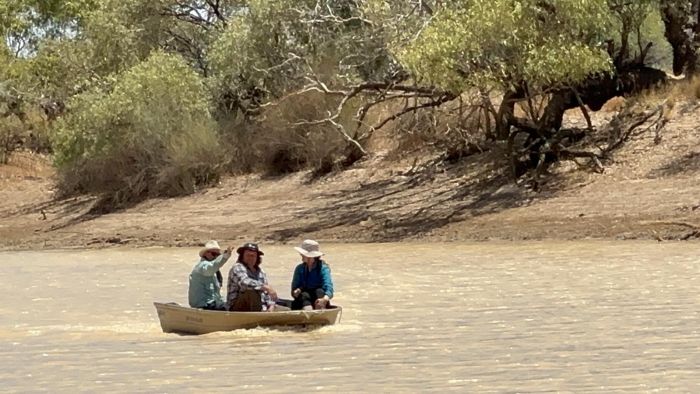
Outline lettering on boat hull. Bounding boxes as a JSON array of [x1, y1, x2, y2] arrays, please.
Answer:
[[185, 315, 203, 323]]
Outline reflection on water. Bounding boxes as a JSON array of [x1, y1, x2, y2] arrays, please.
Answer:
[[1, 242, 699, 392]]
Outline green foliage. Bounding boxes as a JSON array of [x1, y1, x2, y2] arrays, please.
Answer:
[[209, 0, 393, 113], [24, 0, 167, 98], [0, 116, 22, 164], [0, 0, 97, 55], [209, 0, 319, 100], [1, 0, 693, 201], [399, 0, 615, 92], [52, 51, 221, 203], [0, 108, 52, 164], [223, 91, 356, 175], [626, 8, 673, 70]]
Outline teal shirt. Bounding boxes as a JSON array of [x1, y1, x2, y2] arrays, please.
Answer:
[[291, 260, 334, 298], [188, 253, 230, 308]]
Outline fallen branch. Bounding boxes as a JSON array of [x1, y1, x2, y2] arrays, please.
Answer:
[[559, 149, 605, 173], [680, 231, 700, 240], [603, 101, 666, 155], [640, 220, 700, 229]]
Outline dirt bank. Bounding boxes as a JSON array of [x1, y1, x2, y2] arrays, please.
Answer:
[[1, 103, 699, 251]]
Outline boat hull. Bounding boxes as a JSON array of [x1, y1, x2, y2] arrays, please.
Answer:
[[153, 302, 342, 334]]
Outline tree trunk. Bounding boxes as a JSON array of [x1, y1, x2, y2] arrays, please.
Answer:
[[616, 22, 631, 68], [341, 135, 369, 168], [495, 88, 524, 140], [661, 0, 699, 76], [538, 91, 576, 135]]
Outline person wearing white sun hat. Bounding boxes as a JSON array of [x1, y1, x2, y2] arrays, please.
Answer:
[[290, 240, 335, 310], [188, 240, 233, 310]]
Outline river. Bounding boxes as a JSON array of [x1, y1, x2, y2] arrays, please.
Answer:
[[1, 242, 698, 392]]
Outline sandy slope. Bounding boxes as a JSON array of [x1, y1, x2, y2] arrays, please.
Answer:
[[1, 103, 699, 251]]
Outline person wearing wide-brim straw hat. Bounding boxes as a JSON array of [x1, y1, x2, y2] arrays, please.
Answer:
[[188, 240, 233, 311], [226, 242, 279, 312], [290, 240, 334, 310]]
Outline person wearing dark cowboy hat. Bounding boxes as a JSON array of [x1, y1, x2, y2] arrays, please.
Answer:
[[291, 240, 334, 310], [226, 242, 279, 312], [188, 240, 233, 310]]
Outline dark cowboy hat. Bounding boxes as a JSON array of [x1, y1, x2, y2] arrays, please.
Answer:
[[237, 242, 264, 256]]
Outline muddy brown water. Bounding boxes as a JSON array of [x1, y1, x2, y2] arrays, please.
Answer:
[[1, 242, 698, 392]]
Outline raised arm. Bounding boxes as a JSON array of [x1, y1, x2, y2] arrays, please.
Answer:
[[195, 252, 231, 276]]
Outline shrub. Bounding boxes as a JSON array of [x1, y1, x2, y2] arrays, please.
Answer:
[[52, 51, 222, 207], [221, 91, 349, 176], [0, 117, 23, 164], [0, 97, 53, 164]]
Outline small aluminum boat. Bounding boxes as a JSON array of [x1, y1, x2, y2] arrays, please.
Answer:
[[153, 301, 342, 334]]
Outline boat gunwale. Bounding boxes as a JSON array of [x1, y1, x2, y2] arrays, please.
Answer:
[[154, 301, 342, 334], [153, 301, 342, 317]]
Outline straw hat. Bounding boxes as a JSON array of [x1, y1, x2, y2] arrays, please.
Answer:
[[199, 240, 222, 257], [294, 239, 324, 258]]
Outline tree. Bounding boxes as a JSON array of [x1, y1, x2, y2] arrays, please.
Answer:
[[0, 0, 692, 199], [208, 0, 388, 119], [661, 0, 700, 75], [52, 51, 221, 206], [0, 0, 97, 56], [294, 0, 671, 176]]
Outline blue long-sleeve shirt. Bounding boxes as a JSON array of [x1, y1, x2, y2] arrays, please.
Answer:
[[291, 260, 334, 298], [188, 253, 230, 308]]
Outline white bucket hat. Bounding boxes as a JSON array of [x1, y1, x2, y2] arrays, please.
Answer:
[[199, 240, 222, 257], [294, 239, 324, 258]]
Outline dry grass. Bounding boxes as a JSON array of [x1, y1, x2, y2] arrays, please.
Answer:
[[0, 108, 53, 164], [611, 77, 700, 131], [0, 116, 22, 164], [600, 96, 627, 112], [375, 94, 494, 161], [221, 91, 351, 176], [0, 150, 53, 179], [670, 76, 700, 100], [634, 76, 700, 108], [222, 78, 698, 178], [56, 123, 223, 210]]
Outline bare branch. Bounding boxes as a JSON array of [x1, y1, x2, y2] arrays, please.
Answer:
[[164, 28, 208, 74], [251, 53, 304, 75], [205, 0, 228, 26], [371, 93, 458, 131], [161, 8, 213, 29], [603, 101, 666, 154], [572, 89, 594, 131], [289, 4, 374, 26], [292, 83, 368, 155], [356, 92, 438, 126]]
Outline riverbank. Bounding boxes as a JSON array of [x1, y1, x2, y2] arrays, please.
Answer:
[[1, 101, 699, 251]]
